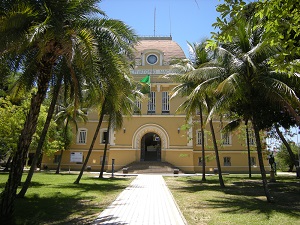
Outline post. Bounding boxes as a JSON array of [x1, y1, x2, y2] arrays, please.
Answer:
[[111, 159, 115, 178]]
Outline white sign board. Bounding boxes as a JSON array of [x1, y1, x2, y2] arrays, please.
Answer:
[[70, 152, 83, 163], [130, 69, 173, 75]]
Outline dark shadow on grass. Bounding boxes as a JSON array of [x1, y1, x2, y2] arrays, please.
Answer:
[[206, 195, 300, 219], [55, 177, 131, 193], [167, 175, 300, 219], [15, 193, 101, 225]]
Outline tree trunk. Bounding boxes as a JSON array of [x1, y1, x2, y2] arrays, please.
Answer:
[[74, 99, 106, 184], [0, 69, 51, 224], [55, 150, 64, 174], [99, 119, 111, 178], [275, 124, 297, 171], [18, 75, 62, 198], [56, 119, 69, 174], [3, 155, 12, 172], [252, 119, 273, 202], [199, 104, 206, 181], [209, 118, 225, 188], [245, 120, 252, 178]]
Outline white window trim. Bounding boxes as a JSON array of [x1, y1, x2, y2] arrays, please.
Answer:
[[196, 130, 205, 146], [247, 131, 256, 146], [221, 132, 232, 145], [162, 91, 170, 113], [100, 128, 109, 144], [77, 128, 87, 145], [148, 92, 156, 114], [134, 99, 142, 113]]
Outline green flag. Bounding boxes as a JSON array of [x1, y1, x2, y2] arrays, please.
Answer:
[[140, 75, 150, 85], [140, 75, 150, 94]]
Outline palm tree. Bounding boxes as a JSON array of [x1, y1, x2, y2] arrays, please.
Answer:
[[99, 82, 136, 178], [0, 1, 137, 222], [167, 41, 225, 185], [210, 16, 300, 202], [74, 28, 137, 183], [55, 96, 88, 174], [18, 71, 63, 198], [221, 118, 255, 178]]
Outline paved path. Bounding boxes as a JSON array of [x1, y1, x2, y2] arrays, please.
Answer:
[[94, 175, 187, 225]]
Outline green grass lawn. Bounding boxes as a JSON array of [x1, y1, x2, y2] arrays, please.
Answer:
[[165, 174, 300, 225], [1, 171, 299, 225], [0, 171, 133, 225]]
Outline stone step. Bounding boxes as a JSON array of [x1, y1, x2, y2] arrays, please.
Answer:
[[119, 161, 182, 174]]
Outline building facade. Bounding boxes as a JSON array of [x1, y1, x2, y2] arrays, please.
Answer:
[[42, 36, 268, 173]]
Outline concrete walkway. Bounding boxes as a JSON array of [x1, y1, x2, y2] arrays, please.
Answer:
[[94, 175, 187, 225]]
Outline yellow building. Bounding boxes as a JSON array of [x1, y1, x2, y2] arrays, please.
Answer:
[[42, 36, 268, 173]]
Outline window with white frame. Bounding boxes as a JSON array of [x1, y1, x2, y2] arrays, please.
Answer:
[[77, 129, 87, 144], [221, 132, 231, 145], [148, 92, 156, 114], [196, 130, 203, 145], [224, 157, 231, 166], [162, 92, 170, 113], [250, 157, 256, 166], [100, 130, 109, 144], [134, 99, 142, 114], [248, 131, 256, 146]]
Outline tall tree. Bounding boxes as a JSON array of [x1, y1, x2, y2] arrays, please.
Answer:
[[274, 124, 297, 171], [213, 0, 300, 72], [55, 97, 87, 174], [0, 0, 137, 223], [74, 24, 137, 183], [167, 41, 225, 185], [98, 82, 136, 178], [17, 71, 63, 198], [209, 15, 300, 202]]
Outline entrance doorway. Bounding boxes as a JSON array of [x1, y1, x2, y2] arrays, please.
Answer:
[[141, 132, 161, 161]]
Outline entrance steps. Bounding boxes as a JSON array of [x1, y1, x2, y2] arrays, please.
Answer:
[[118, 161, 182, 174]]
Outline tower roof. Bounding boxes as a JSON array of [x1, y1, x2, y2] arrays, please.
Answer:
[[135, 36, 186, 61]]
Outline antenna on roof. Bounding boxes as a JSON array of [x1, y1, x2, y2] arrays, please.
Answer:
[[154, 7, 156, 36], [169, 5, 172, 37]]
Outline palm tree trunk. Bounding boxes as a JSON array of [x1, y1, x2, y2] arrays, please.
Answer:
[[0, 70, 51, 224], [252, 119, 273, 202], [199, 104, 206, 181], [74, 99, 106, 184], [99, 119, 111, 178], [209, 118, 225, 188], [55, 150, 64, 174], [56, 120, 69, 174], [18, 75, 63, 198], [275, 124, 297, 171], [3, 155, 12, 172], [245, 120, 252, 178]]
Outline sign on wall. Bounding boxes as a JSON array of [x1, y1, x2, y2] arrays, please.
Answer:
[[130, 69, 173, 75], [70, 152, 83, 163]]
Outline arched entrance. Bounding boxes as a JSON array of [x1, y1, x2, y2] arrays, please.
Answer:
[[140, 132, 161, 161]]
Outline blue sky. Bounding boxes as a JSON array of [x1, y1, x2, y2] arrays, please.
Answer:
[[100, 0, 221, 57]]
